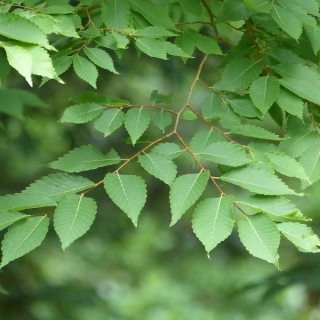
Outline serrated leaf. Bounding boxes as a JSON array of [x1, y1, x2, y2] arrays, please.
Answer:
[[135, 38, 167, 59], [266, 152, 309, 181], [214, 58, 263, 91], [200, 94, 224, 121], [94, 108, 124, 136], [276, 88, 304, 119], [266, 47, 305, 64], [104, 173, 147, 226], [238, 213, 280, 266], [0, 216, 49, 268], [277, 222, 320, 252], [59, 103, 104, 124], [84, 47, 119, 74], [162, 41, 193, 58], [0, 211, 27, 231], [73, 55, 98, 88], [199, 141, 251, 167], [219, 0, 256, 21], [221, 167, 299, 195], [151, 109, 172, 131], [101, 0, 130, 29], [112, 32, 129, 49], [179, 0, 203, 16], [0, 12, 50, 49], [54, 195, 97, 250], [190, 130, 221, 154], [192, 195, 235, 253], [150, 90, 173, 105], [41, 5, 75, 14], [53, 15, 79, 38], [189, 32, 222, 55], [230, 124, 282, 140], [227, 98, 262, 118], [170, 171, 210, 226], [248, 141, 284, 154], [305, 24, 320, 54], [249, 76, 279, 115], [0, 193, 56, 211], [247, 149, 274, 173], [138, 153, 177, 185], [300, 145, 320, 185], [182, 110, 197, 120], [174, 31, 195, 59], [271, 4, 302, 39], [244, 0, 272, 12], [124, 108, 151, 145], [46, 145, 121, 173], [150, 142, 184, 160], [133, 26, 176, 38], [52, 55, 73, 76], [273, 63, 320, 105], [23, 173, 94, 202]]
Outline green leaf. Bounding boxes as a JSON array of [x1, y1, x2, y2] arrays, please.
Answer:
[[198, 141, 251, 167], [0, 193, 56, 211], [138, 153, 177, 185], [182, 110, 197, 120], [104, 173, 147, 226], [151, 109, 172, 131], [112, 32, 129, 49], [54, 195, 97, 250], [0, 13, 50, 49], [300, 145, 320, 185], [23, 173, 94, 202], [266, 47, 305, 64], [84, 47, 119, 74], [133, 26, 176, 38], [227, 98, 262, 118], [170, 171, 210, 226], [249, 76, 280, 115], [72, 92, 110, 105], [192, 195, 235, 253], [2, 42, 32, 86], [190, 130, 221, 154], [0, 211, 27, 231], [179, 0, 203, 16], [150, 90, 173, 105], [243, 0, 272, 12], [214, 58, 263, 91], [53, 15, 79, 38], [0, 216, 49, 268], [174, 31, 195, 59], [46, 145, 121, 173], [124, 108, 151, 145], [101, 0, 130, 29], [129, 0, 176, 29], [221, 167, 299, 195], [150, 142, 184, 160], [200, 94, 224, 121], [238, 213, 280, 266], [276, 88, 304, 119], [94, 108, 124, 136], [247, 149, 274, 173], [305, 25, 320, 54], [266, 152, 309, 181], [230, 124, 282, 140], [277, 222, 320, 252], [52, 55, 73, 76], [219, 0, 256, 21], [271, 4, 302, 39], [162, 41, 193, 58], [248, 141, 284, 154], [189, 31, 222, 55], [272, 63, 320, 105], [73, 55, 98, 88], [59, 103, 104, 124], [135, 38, 167, 59]]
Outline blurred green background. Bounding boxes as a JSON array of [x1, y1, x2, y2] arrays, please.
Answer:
[[1, 47, 320, 320]]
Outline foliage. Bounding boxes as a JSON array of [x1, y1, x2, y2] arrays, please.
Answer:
[[1, 0, 320, 271]]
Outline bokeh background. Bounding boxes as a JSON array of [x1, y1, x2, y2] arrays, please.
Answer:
[[1, 40, 320, 320]]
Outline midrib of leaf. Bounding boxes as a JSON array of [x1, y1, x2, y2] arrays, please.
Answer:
[[230, 60, 260, 87], [77, 56, 90, 79], [287, 131, 314, 152], [118, 175, 133, 213], [210, 196, 223, 243], [66, 196, 82, 240], [6, 217, 45, 260], [181, 172, 203, 210], [309, 151, 320, 177], [134, 108, 143, 136], [272, 4, 285, 26]]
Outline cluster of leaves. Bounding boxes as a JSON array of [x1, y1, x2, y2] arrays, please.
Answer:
[[1, 0, 320, 269]]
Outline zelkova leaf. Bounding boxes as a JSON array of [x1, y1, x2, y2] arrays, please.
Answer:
[[54, 195, 97, 250], [59, 104, 104, 124], [219, 0, 256, 21], [266, 152, 309, 181], [46, 145, 121, 173], [198, 141, 251, 167], [277, 222, 320, 253], [189, 32, 222, 55], [272, 63, 320, 105], [214, 58, 263, 91], [192, 195, 235, 253], [162, 41, 193, 58], [230, 124, 282, 140], [190, 130, 221, 154], [221, 167, 299, 195], [150, 142, 184, 160], [133, 26, 176, 38], [135, 38, 167, 59], [23, 173, 94, 202], [249, 76, 279, 115], [170, 171, 210, 226], [300, 145, 320, 185], [227, 98, 262, 118], [0, 193, 56, 211], [0, 216, 49, 268], [0, 211, 27, 231], [124, 108, 151, 145], [238, 213, 280, 266], [179, 0, 203, 16], [104, 173, 147, 226], [94, 109, 124, 137], [73, 55, 98, 88], [101, 0, 130, 29], [276, 88, 304, 119], [151, 109, 172, 131], [0, 13, 50, 49], [83, 47, 119, 74], [138, 153, 177, 185]]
